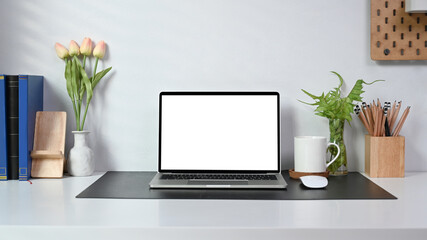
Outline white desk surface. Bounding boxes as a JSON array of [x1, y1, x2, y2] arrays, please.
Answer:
[[1, 172, 426, 240]]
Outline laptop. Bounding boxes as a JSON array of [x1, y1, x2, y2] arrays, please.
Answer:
[[149, 92, 287, 189]]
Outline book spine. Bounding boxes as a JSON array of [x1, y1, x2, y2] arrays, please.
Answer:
[[19, 75, 43, 181], [5, 75, 19, 180], [0, 75, 8, 180]]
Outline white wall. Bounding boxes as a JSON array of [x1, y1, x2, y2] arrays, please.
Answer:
[[1, 0, 426, 172]]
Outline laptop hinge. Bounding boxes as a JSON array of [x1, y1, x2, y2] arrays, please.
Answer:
[[162, 172, 277, 175]]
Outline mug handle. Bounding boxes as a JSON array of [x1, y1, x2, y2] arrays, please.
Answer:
[[325, 142, 340, 168]]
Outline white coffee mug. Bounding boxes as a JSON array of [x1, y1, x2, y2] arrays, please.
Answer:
[[294, 136, 340, 173]]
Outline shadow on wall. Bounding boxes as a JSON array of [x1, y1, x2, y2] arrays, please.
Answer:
[[43, 78, 74, 167], [281, 104, 295, 171], [86, 70, 116, 171], [402, 113, 426, 171]]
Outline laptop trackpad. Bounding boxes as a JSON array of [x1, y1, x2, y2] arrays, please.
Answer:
[[188, 180, 248, 185]]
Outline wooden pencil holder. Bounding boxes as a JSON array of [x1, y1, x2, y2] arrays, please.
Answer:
[[365, 135, 405, 178]]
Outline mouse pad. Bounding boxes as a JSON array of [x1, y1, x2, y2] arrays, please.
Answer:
[[76, 171, 397, 200]]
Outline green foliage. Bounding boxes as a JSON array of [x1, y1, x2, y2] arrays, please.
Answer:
[[75, 56, 93, 104], [64, 59, 73, 101], [92, 67, 112, 89], [64, 56, 112, 131], [299, 71, 383, 124]]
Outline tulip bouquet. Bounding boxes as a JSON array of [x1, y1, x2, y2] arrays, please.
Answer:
[[55, 38, 112, 131]]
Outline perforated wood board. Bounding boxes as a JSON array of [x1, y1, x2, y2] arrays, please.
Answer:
[[371, 0, 427, 60]]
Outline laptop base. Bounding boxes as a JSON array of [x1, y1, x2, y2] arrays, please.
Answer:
[[149, 173, 287, 189]]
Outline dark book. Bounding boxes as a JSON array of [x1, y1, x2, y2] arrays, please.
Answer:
[[0, 75, 7, 180], [5, 75, 19, 180]]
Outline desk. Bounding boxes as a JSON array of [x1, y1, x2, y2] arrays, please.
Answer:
[[1, 172, 426, 240]]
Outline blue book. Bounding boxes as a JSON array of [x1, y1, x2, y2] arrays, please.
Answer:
[[0, 75, 7, 180], [18, 75, 43, 181]]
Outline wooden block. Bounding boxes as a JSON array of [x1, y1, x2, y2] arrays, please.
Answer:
[[31, 111, 66, 178], [31, 158, 64, 178], [31, 150, 63, 159], [365, 135, 405, 178]]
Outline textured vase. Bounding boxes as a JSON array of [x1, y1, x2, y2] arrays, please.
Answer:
[[327, 119, 348, 176], [68, 131, 94, 176]]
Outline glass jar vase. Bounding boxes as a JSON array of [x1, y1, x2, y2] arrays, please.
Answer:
[[327, 119, 348, 176]]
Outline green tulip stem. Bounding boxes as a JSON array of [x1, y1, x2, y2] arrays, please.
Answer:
[[78, 56, 84, 130], [65, 58, 79, 131], [83, 55, 87, 69], [80, 57, 99, 130], [77, 99, 82, 131], [92, 57, 99, 83], [71, 99, 79, 131], [80, 99, 91, 130]]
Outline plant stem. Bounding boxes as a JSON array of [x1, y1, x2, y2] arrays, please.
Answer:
[[92, 57, 99, 83], [83, 55, 87, 69], [327, 119, 347, 174], [81, 99, 91, 130], [72, 100, 79, 131], [77, 99, 81, 131], [81, 57, 99, 130]]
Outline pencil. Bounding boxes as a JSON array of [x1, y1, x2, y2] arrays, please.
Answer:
[[379, 107, 383, 137], [393, 106, 411, 136], [384, 107, 391, 136], [388, 101, 396, 128], [377, 108, 383, 137], [390, 101, 402, 132], [367, 105, 375, 134], [374, 106, 382, 136], [385, 117, 391, 136], [362, 103, 373, 133], [373, 104, 378, 136], [381, 107, 387, 136], [372, 102, 378, 137], [372, 100, 377, 117], [361, 102, 368, 123], [356, 106, 373, 135]]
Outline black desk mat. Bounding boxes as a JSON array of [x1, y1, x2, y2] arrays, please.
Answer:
[[76, 171, 396, 200]]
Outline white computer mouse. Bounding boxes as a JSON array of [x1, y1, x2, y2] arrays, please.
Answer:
[[300, 175, 328, 188]]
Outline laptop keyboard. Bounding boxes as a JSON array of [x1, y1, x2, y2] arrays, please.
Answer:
[[160, 174, 277, 181]]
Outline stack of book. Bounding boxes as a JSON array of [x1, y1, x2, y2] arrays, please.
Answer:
[[0, 75, 43, 181]]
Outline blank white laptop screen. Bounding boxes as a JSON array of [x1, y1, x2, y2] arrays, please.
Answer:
[[160, 93, 279, 172]]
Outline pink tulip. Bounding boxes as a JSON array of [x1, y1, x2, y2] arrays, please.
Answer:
[[80, 37, 92, 56], [55, 43, 69, 59], [69, 40, 80, 56], [93, 41, 106, 59]]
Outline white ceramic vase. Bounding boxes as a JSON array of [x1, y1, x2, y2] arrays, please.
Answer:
[[68, 131, 94, 176]]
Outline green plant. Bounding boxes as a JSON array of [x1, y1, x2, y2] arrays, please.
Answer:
[[299, 71, 383, 123], [299, 71, 383, 174], [55, 38, 112, 131]]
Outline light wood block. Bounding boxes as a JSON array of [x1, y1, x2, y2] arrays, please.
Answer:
[[31, 111, 66, 178], [31, 150, 64, 159], [365, 135, 405, 178]]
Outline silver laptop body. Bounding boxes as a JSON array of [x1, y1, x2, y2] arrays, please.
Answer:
[[149, 92, 287, 189]]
